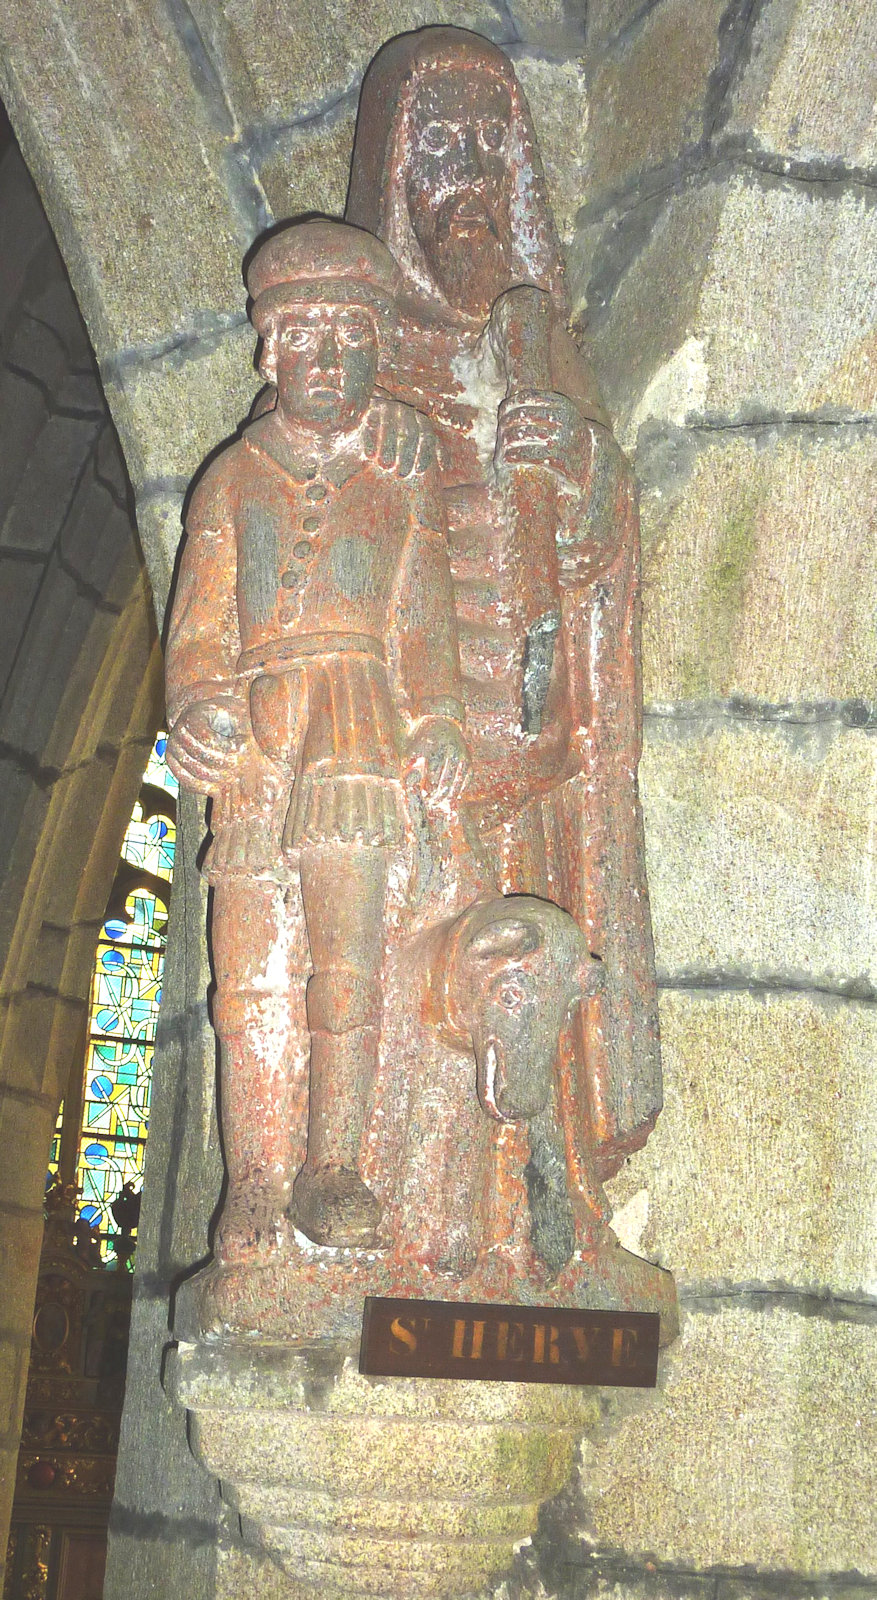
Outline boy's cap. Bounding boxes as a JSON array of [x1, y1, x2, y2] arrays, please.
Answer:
[[248, 220, 402, 333]]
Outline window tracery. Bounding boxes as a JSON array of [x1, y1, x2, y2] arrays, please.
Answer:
[[69, 736, 177, 1264]]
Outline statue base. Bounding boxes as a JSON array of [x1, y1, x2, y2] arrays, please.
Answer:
[[174, 1230, 678, 1347], [169, 1337, 604, 1600]]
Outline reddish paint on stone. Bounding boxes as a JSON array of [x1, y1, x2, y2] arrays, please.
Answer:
[[166, 30, 676, 1344]]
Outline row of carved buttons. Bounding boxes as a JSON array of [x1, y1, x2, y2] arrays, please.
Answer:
[[281, 508, 324, 586]]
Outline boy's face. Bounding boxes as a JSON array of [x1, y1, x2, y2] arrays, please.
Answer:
[[272, 301, 379, 432]]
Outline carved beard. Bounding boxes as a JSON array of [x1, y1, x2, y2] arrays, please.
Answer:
[[412, 191, 514, 321]]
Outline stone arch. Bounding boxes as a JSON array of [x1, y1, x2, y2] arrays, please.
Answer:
[[0, 137, 162, 1559], [0, 2, 872, 1596]]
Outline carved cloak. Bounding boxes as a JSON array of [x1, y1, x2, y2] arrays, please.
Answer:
[[346, 25, 661, 1180]]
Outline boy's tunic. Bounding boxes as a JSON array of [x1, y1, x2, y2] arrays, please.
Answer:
[[166, 402, 463, 878]]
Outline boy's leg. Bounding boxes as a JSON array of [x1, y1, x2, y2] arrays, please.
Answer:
[[211, 873, 306, 1264], [294, 844, 387, 1246]]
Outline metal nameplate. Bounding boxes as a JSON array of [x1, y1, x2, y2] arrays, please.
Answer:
[[359, 1297, 659, 1386]]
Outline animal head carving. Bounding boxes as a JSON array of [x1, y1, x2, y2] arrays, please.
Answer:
[[442, 896, 600, 1121]]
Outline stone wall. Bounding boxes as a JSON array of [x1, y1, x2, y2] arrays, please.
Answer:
[[558, 3, 877, 1593], [0, 143, 162, 1565], [0, 1, 873, 1596]]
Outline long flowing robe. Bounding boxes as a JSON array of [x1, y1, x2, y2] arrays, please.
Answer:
[[346, 27, 661, 1184]]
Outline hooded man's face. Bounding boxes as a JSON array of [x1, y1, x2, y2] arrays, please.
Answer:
[[405, 69, 514, 320]]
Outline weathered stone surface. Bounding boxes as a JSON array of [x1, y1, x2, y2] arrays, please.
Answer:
[[718, 1584, 877, 1600], [199, 1412, 572, 1500], [578, 1306, 877, 1572], [264, 50, 593, 252], [723, 0, 877, 168], [178, 1341, 600, 1599], [0, 988, 80, 1100], [607, 990, 877, 1295], [58, 475, 141, 611], [0, 145, 47, 311], [637, 426, 877, 707], [0, 769, 49, 934], [134, 492, 185, 622], [0, 578, 115, 763], [1, 412, 101, 554], [215, 1548, 291, 1600], [641, 720, 877, 991], [258, 102, 359, 225], [186, 0, 508, 129], [0, 0, 248, 359], [162, 53, 667, 1327], [505, 0, 586, 51], [514, 55, 590, 244], [0, 1209, 46, 1331], [535, 1568, 718, 1600], [255, 46, 596, 265], [104, 323, 259, 495], [0, 1337, 27, 1435], [104, 805, 226, 1600], [574, 176, 877, 433], [583, 0, 727, 198], [0, 368, 51, 521], [586, 0, 661, 51], [177, 1342, 599, 1426], [0, 559, 41, 699]]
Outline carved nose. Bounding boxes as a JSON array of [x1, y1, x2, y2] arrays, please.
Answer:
[[313, 329, 341, 371], [457, 126, 482, 176]]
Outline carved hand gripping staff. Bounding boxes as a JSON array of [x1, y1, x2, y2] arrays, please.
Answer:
[[166, 29, 675, 1343]]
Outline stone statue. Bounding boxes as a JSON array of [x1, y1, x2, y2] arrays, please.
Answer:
[[166, 30, 675, 1341], [167, 222, 469, 1256], [346, 30, 662, 1241]]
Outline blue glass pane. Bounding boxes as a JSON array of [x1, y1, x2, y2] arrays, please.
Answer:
[[75, 732, 175, 1261]]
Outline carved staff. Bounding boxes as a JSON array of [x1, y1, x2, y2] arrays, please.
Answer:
[[489, 283, 563, 738], [490, 284, 604, 1235]]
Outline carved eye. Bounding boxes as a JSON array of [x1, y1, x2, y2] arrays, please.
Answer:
[[421, 121, 451, 155], [337, 316, 373, 348], [281, 325, 312, 350], [478, 120, 507, 152], [497, 976, 529, 1013]]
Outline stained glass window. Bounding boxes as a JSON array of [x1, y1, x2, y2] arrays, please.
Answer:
[[49, 1101, 63, 1177], [74, 735, 177, 1263]]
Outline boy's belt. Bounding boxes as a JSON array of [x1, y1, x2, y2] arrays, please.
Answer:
[[237, 632, 385, 675]]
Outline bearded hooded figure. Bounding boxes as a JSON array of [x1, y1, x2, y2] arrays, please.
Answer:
[[346, 27, 661, 1245]]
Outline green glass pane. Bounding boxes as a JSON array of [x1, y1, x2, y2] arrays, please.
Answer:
[[50, 1101, 63, 1166], [91, 941, 163, 1040], [75, 733, 174, 1263]]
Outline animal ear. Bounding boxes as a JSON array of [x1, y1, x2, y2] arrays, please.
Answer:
[[466, 918, 540, 962]]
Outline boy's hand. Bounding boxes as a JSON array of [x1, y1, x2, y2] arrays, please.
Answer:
[[404, 717, 470, 805], [166, 697, 251, 793]]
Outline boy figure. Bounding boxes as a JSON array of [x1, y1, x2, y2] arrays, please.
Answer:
[[166, 221, 469, 1257]]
